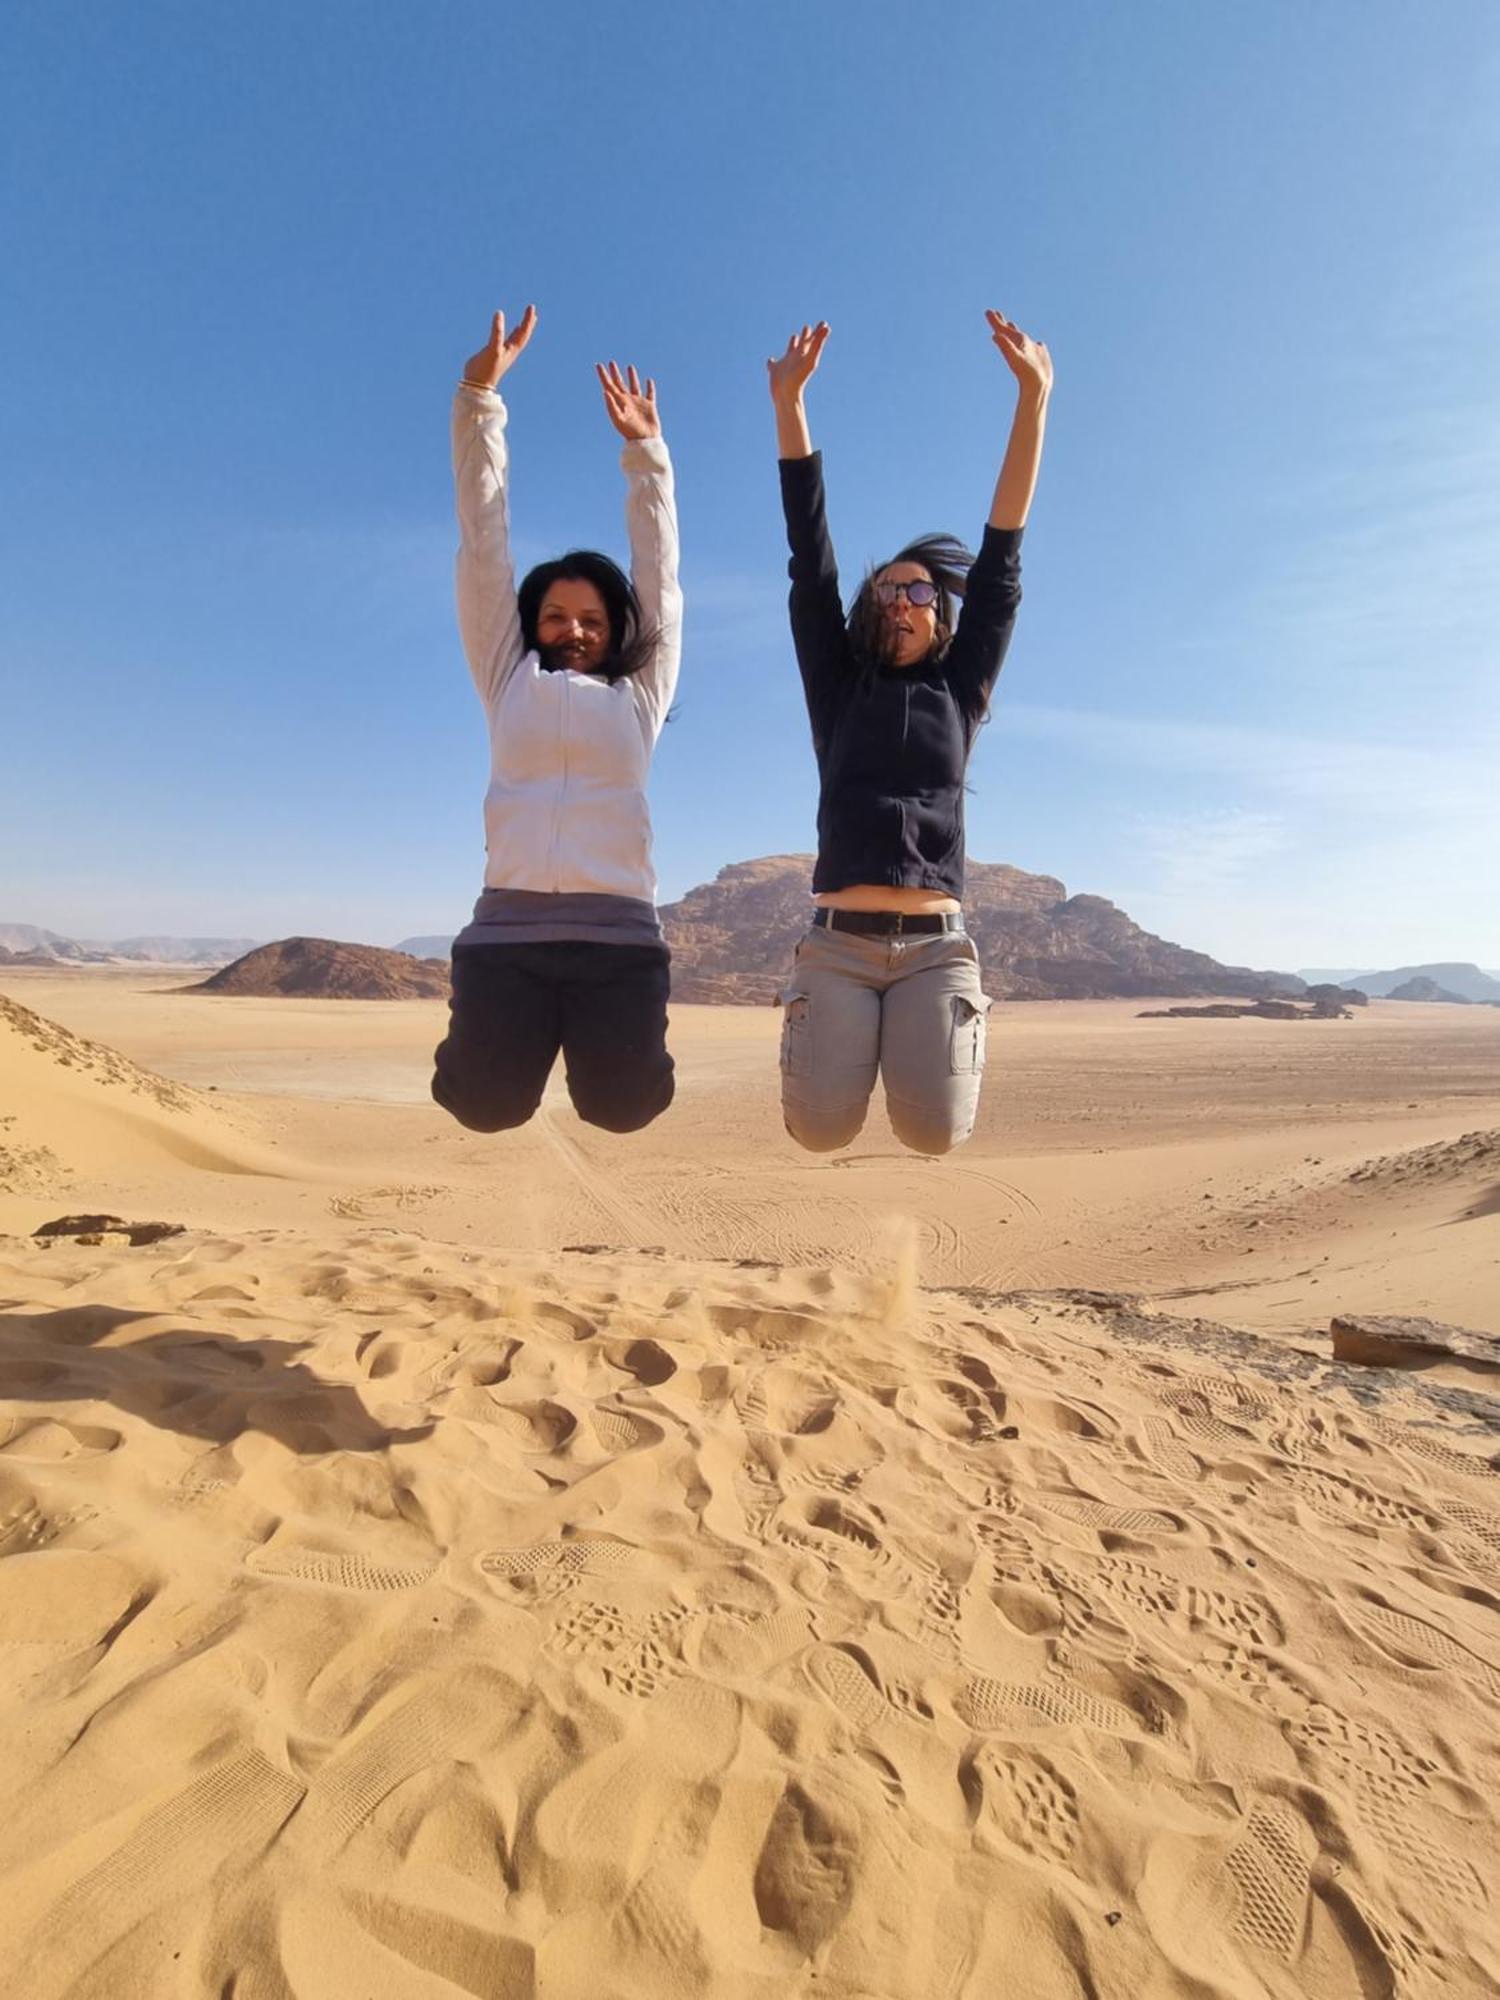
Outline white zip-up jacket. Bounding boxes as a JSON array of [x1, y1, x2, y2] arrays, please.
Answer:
[[452, 385, 683, 902]]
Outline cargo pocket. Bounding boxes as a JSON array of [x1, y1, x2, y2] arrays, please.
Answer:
[[779, 993, 812, 1077], [948, 993, 990, 1075]]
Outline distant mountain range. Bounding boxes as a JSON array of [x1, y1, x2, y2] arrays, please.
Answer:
[[384, 860, 1307, 1004], [0, 925, 261, 968], [1297, 962, 1500, 1002], [393, 935, 454, 959], [13, 893, 1493, 1007]]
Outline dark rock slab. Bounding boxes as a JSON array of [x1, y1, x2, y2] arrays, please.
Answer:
[[33, 1214, 186, 1248], [1330, 1313, 1500, 1372]]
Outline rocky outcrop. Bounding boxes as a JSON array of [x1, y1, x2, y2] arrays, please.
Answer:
[[1330, 1314, 1499, 1372], [1305, 983, 1367, 1014], [1387, 976, 1470, 1004], [660, 857, 1303, 1005], [188, 938, 449, 1000], [1137, 999, 1348, 1021]]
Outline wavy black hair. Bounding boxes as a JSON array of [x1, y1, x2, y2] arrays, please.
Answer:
[[517, 549, 655, 685], [847, 533, 975, 670]]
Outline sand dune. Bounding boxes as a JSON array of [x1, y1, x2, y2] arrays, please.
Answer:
[[0, 992, 305, 1205], [1, 973, 1498, 1995], [3, 1224, 1499, 1996]]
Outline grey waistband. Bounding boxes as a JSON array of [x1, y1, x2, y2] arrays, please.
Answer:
[[455, 888, 663, 950]]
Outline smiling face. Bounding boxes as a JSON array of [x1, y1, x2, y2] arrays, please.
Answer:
[[874, 561, 939, 668], [536, 578, 611, 672]]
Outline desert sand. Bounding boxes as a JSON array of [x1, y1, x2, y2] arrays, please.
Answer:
[[2, 966, 1498, 1997]]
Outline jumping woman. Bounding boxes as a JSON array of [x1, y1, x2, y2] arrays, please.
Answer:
[[767, 311, 1051, 1155], [432, 304, 682, 1135]]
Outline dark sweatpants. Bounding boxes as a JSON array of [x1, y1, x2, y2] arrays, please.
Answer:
[[431, 940, 674, 1135]]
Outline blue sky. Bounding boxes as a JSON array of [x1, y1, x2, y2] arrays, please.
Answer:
[[3, 1, 1496, 972]]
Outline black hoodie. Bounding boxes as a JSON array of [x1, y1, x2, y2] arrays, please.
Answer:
[[778, 452, 1024, 899]]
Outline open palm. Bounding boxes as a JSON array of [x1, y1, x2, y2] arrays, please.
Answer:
[[767, 322, 830, 404], [596, 361, 660, 440]]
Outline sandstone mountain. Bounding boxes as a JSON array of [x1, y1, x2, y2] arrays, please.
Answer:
[[188, 937, 450, 1000], [659, 857, 1302, 1004]]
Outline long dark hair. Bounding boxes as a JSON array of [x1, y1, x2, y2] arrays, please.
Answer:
[[847, 533, 975, 670], [517, 550, 655, 685]]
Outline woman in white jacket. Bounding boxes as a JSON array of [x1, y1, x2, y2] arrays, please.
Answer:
[[432, 304, 683, 1134]]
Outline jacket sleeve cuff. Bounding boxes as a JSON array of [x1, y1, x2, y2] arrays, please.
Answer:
[[779, 450, 824, 494], [979, 523, 1024, 561], [621, 436, 671, 474], [455, 384, 507, 420]]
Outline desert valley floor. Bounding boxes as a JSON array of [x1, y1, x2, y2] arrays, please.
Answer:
[[1, 969, 1498, 1997]]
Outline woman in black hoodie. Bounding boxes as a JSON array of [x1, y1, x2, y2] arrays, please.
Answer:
[[767, 311, 1052, 1155]]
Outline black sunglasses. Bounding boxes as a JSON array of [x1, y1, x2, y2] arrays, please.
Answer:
[[874, 578, 939, 608]]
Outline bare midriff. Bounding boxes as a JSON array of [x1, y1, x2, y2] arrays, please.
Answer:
[[815, 884, 961, 915]]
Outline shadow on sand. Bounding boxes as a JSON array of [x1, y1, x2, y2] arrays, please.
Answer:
[[0, 1304, 432, 1454]]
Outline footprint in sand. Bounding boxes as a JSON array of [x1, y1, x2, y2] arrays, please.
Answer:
[[1033, 1493, 1182, 1538], [1222, 1801, 1312, 1963], [588, 1404, 664, 1454], [0, 1416, 121, 1464], [16, 1750, 304, 1998], [954, 1672, 1145, 1739], [546, 1595, 688, 1698], [603, 1337, 678, 1386], [752, 1775, 860, 1960], [290, 1666, 519, 1852], [707, 1303, 824, 1353], [477, 1536, 641, 1586], [1089, 1557, 1285, 1649], [960, 1742, 1082, 1867], [1353, 1601, 1500, 1697], [688, 1605, 812, 1679], [485, 1399, 578, 1452], [244, 1543, 440, 1592], [0, 1469, 75, 1555], [0, 1549, 139, 1652], [1139, 1415, 1203, 1485]]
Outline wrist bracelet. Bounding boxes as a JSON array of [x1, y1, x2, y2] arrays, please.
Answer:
[[459, 378, 495, 393]]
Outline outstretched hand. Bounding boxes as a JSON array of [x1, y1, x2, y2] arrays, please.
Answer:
[[462, 305, 537, 390], [767, 322, 830, 405], [986, 310, 1052, 400], [597, 361, 661, 440]]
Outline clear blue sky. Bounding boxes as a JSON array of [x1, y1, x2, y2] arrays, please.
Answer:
[[3, 1, 1496, 971]]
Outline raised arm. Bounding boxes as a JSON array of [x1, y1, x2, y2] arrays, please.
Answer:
[[597, 361, 682, 738], [452, 304, 537, 707], [945, 310, 1053, 718], [767, 324, 849, 744], [984, 310, 1052, 530]]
